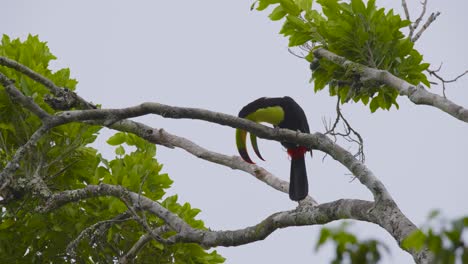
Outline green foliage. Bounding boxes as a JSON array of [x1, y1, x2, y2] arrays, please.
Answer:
[[253, 0, 430, 112], [402, 212, 468, 264], [0, 35, 223, 263], [315, 222, 388, 264]]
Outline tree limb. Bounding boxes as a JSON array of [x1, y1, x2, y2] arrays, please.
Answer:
[[38, 183, 431, 263], [411, 12, 440, 42], [313, 48, 468, 123], [0, 55, 435, 263], [0, 56, 96, 110], [0, 72, 50, 119], [119, 225, 171, 264]]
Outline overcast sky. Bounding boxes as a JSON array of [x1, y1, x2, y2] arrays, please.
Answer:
[[3, 1, 468, 263]]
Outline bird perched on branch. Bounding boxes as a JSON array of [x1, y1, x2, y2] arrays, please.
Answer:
[[235, 96, 311, 201]]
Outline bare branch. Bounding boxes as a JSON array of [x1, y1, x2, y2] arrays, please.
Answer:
[[427, 67, 468, 98], [44, 101, 390, 203], [149, 128, 318, 205], [0, 125, 50, 192], [66, 212, 132, 259], [325, 96, 365, 162], [401, 0, 413, 36], [0, 72, 50, 119], [38, 184, 431, 263], [413, 0, 428, 31], [412, 11, 441, 42], [0, 56, 96, 110], [119, 225, 170, 264], [313, 48, 468, 123], [0, 54, 435, 263]]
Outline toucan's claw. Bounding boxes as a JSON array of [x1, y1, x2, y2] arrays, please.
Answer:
[[250, 133, 265, 161], [238, 148, 255, 164]]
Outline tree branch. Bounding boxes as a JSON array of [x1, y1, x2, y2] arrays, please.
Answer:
[[97, 121, 319, 205], [119, 225, 171, 264], [66, 212, 132, 259], [0, 56, 96, 110], [38, 183, 430, 263], [1, 55, 435, 263], [412, 0, 428, 33], [0, 72, 50, 119], [0, 125, 50, 192], [427, 66, 468, 98], [57, 102, 392, 203], [313, 48, 468, 123], [401, 0, 413, 35], [411, 11, 440, 42]]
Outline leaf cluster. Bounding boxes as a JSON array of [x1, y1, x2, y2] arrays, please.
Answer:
[[315, 222, 388, 264], [253, 0, 430, 112], [0, 35, 224, 263], [402, 212, 468, 264]]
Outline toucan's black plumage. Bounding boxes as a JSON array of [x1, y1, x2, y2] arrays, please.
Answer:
[[236, 96, 310, 201]]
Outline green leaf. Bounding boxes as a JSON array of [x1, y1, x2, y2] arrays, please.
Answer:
[[427, 209, 440, 220], [256, 0, 279, 11], [269, 5, 287, 21], [280, 0, 301, 16], [315, 228, 331, 250], [288, 32, 312, 46], [463, 217, 468, 227], [115, 145, 125, 156], [402, 230, 426, 251], [294, 0, 312, 11], [350, 0, 366, 14], [286, 15, 309, 31], [107, 132, 126, 146], [369, 97, 380, 113], [0, 219, 15, 230]]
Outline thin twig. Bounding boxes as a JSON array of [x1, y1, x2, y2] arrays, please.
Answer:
[[413, 0, 428, 31], [324, 96, 365, 162], [0, 56, 96, 110], [412, 12, 441, 42], [427, 66, 468, 98], [66, 212, 132, 259]]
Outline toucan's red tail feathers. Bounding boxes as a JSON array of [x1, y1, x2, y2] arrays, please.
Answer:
[[287, 146, 308, 160]]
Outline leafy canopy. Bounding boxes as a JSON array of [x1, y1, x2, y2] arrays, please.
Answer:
[[402, 211, 468, 264], [0, 35, 224, 264], [316, 222, 388, 264], [253, 0, 430, 112]]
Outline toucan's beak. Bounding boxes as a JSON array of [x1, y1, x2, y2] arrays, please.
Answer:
[[236, 129, 254, 163], [250, 133, 265, 161], [236, 129, 265, 163]]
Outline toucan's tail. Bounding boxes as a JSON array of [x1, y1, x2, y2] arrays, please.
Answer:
[[289, 155, 308, 201]]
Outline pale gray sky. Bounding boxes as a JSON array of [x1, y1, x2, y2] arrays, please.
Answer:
[[3, 1, 468, 263]]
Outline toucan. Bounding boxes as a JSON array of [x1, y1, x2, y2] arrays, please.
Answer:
[[235, 96, 310, 201]]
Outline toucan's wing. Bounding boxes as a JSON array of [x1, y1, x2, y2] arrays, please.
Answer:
[[236, 98, 285, 163]]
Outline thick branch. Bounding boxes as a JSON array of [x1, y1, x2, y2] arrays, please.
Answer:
[[93, 120, 318, 205], [39, 184, 374, 245], [61, 103, 392, 203], [1, 55, 433, 262], [313, 48, 468, 123], [39, 184, 429, 263]]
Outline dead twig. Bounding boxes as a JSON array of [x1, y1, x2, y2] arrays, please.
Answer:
[[324, 96, 365, 163]]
